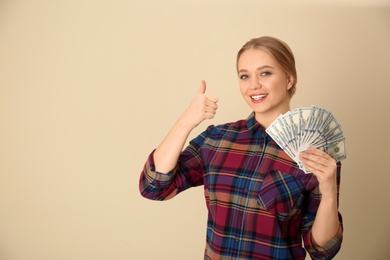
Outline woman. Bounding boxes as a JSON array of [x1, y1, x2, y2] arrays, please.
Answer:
[[139, 36, 343, 259]]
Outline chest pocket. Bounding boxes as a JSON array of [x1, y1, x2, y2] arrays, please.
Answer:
[[257, 170, 304, 220]]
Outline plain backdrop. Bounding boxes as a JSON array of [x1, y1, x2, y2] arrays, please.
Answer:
[[0, 0, 389, 259]]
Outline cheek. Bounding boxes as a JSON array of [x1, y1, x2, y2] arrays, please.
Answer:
[[239, 83, 246, 95], [271, 79, 289, 92]]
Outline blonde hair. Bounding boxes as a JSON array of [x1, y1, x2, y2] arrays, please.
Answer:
[[237, 36, 297, 97]]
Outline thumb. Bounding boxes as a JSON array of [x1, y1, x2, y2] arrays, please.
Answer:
[[198, 80, 206, 95]]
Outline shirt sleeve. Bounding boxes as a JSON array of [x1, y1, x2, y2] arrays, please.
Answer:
[[139, 129, 208, 201], [302, 162, 344, 260], [304, 220, 343, 259]]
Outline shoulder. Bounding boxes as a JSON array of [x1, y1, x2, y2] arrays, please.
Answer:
[[204, 118, 249, 137], [189, 116, 252, 147]]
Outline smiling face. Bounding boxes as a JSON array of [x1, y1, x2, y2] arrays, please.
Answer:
[[237, 48, 293, 128]]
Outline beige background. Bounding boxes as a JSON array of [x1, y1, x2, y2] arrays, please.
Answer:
[[0, 0, 389, 259]]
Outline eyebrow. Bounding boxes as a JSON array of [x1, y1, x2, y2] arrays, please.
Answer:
[[238, 65, 274, 74]]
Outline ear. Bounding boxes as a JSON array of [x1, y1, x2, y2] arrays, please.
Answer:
[[286, 74, 294, 90]]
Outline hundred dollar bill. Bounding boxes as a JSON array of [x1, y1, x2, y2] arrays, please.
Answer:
[[266, 106, 347, 173]]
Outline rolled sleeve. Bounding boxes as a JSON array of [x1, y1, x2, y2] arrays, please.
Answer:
[[139, 150, 177, 200], [139, 136, 205, 200], [305, 221, 343, 260], [143, 151, 175, 188]]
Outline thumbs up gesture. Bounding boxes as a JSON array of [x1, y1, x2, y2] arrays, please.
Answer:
[[179, 80, 219, 129]]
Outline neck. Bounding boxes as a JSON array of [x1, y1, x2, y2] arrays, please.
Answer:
[[254, 107, 290, 129]]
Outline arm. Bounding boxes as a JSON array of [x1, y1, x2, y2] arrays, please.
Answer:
[[139, 81, 218, 200], [300, 147, 342, 246], [153, 80, 218, 173]]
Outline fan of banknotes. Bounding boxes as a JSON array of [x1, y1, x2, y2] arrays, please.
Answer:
[[265, 106, 347, 173]]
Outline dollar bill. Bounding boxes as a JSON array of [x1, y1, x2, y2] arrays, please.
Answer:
[[265, 106, 347, 174]]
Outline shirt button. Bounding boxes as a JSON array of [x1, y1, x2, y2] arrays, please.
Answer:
[[244, 188, 249, 193]]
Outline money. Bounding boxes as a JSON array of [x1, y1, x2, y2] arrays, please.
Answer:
[[266, 106, 347, 173]]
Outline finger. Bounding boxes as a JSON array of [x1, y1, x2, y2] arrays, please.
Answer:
[[300, 159, 329, 178], [300, 152, 330, 168], [300, 150, 337, 171], [204, 110, 217, 119], [206, 94, 219, 103], [205, 99, 219, 110], [301, 148, 333, 166], [198, 80, 206, 94], [306, 147, 333, 160], [204, 105, 217, 114], [300, 156, 325, 173], [199, 80, 219, 104]]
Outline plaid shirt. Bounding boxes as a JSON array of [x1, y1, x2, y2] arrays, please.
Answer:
[[139, 113, 343, 260]]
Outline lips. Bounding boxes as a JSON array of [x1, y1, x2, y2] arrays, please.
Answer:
[[251, 94, 268, 101]]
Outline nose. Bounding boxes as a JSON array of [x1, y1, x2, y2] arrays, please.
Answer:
[[250, 77, 262, 90]]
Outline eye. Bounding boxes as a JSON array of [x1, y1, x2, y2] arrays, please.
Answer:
[[261, 71, 271, 77], [239, 74, 249, 80]]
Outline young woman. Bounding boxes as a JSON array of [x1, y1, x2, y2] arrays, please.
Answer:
[[139, 36, 343, 260]]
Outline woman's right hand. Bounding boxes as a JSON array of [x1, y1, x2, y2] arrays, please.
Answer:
[[153, 80, 218, 173], [179, 80, 219, 129]]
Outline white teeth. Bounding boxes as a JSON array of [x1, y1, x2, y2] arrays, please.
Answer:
[[251, 94, 267, 101]]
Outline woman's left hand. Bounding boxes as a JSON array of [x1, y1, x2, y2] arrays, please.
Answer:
[[299, 147, 338, 197]]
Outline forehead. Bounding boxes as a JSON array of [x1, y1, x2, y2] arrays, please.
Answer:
[[237, 48, 279, 70]]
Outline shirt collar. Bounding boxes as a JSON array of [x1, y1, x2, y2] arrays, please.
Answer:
[[246, 112, 265, 134]]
